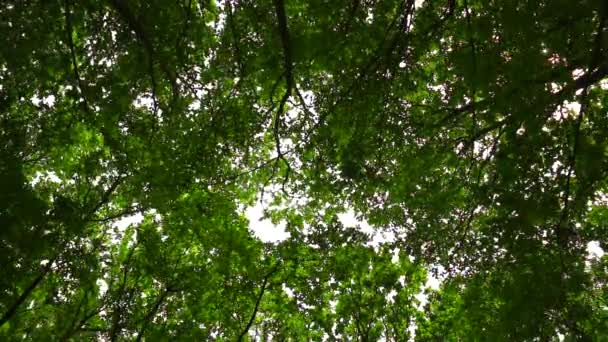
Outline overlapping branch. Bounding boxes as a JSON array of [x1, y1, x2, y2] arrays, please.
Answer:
[[109, 0, 179, 109], [237, 264, 279, 341], [556, 8, 607, 247], [271, 0, 294, 192]]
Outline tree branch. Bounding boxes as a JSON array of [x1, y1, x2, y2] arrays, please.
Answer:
[[0, 256, 57, 327], [64, 0, 94, 119], [316, 0, 409, 128], [237, 266, 278, 341], [226, 0, 246, 80], [271, 0, 294, 193], [91, 206, 142, 223], [556, 9, 606, 247], [85, 176, 124, 222], [273, 0, 293, 92], [109, 243, 138, 341], [135, 288, 171, 342], [109, 0, 179, 107]]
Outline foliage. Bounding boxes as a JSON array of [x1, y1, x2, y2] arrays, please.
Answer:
[[1, 0, 607, 340]]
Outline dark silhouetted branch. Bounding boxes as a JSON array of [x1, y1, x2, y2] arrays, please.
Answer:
[[109, 0, 179, 107], [237, 266, 279, 341], [135, 288, 172, 342], [271, 0, 294, 192], [0, 256, 57, 327]]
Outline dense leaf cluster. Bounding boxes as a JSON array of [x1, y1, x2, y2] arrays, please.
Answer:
[[1, 0, 607, 340]]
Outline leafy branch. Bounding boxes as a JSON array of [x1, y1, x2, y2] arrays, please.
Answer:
[[237, 264, 279, 341], [0, 256, 57, 327], [556, 8, 607, 247], [109, 0, 179, 110], [271, 0, 294, 194]]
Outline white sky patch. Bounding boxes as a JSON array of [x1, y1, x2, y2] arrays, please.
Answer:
[[391, 248, 401, 263], [387, 289, 398, 303], [97, 56, 113, 68], [472, 139, 495, 160], [414, 265, 444, 311], [549, 82, 563, 93], [245, 203, 290, 243], [425, 272, 441, 290], [209, 0, 227, 33], [337, 209, 401, 248], [549, 68, 603, 119], [329, 299, 338, 313], [30, 94, 56, 108], [563, 101, 581, 114], [338, 209, 374, 235], [571, 68, 585, 79], [31, 171, 62, 186], [552, 100, 581, 121], [110, 212, 144, 248], [133, 94, 159, 113], [428, 84, 448, 102], [365, 8, 374, 23], [189, 99, 202, 111], [587, 241, 605, 259], [286, 105, 300, 125], [299, 90, 317, 115], [112, 212, 145, 230], [551, 160, 563, 174], [188, 80, 215, 111], [96, 279, 109, 297], [282, 284, 295, 298]]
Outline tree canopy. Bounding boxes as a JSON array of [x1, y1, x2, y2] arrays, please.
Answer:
[[1, 0, 607, 340]]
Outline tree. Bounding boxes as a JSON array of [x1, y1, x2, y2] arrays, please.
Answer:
[[0, 0, 607, 340]]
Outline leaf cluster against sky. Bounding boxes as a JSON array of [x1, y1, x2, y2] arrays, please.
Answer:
[[1, 0, 608, 340]]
